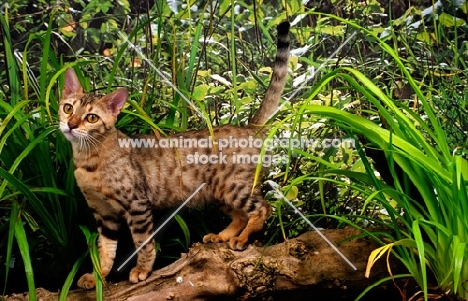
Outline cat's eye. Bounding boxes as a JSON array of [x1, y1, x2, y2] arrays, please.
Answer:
[[63, 104, 73, 114], [86, 114, 99, 123]]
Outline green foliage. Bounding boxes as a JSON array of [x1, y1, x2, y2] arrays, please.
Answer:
[[0, 7, 80, 298], [80, 226, 103, 301], [295, 13, 468, 301], [1, 0, 468, 300], [58, 250, 88, 301]]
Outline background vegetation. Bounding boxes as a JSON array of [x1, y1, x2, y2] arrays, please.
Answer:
[[1, 0, 467, 300]]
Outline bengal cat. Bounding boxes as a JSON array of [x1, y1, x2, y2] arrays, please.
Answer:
[[58, 22, 290, 289]]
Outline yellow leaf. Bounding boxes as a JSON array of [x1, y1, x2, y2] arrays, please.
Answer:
[[259, 67, 272, 74], [365, 243, 393, 278], [284, 186, 299, 200], [197, 70, 211, 78], [192, 84, 209, 101], [318, 25, 345, 36]]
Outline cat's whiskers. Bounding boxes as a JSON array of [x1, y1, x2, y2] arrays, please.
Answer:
[[86, 135, 103, 154], [83, 134, 94, 158], [90, 131, 107, 142], [82, 136, 90, 157], [78, 135, 86, 155], [88, 131, 110, 151], [76, 130, 91, 157]]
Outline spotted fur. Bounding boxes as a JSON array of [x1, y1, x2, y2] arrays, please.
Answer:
[[59, 22, 290, 289]]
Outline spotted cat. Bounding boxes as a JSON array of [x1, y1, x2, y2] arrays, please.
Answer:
[[58, 22, 290, 289]]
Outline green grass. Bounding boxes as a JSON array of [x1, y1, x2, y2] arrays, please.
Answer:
[[0, 10, 78, 298], [289, 14, 468, 300], [2, 0, 468, 300]]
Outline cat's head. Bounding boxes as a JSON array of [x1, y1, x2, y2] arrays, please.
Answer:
[[58, 68, 128, 144]]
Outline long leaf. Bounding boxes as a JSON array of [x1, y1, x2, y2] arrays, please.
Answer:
[[174, 215, 190, 250], [302, 105, 450, 183], [0, 11, 20, 105], [312, 12, 451, 160], [59, 250, 88, 301], [2, 203, 18, 296], [0, 126, 58, 198], [14, 214, 36, 300], [412, 219, 428, 300], [0, 168, 64, 247]]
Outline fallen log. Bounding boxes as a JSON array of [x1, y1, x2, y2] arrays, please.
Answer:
[[5, 228, 405, 301]]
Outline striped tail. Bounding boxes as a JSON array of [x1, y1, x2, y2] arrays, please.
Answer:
[[249, 21, 291, 126]]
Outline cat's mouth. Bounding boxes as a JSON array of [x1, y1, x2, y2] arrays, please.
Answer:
[[60, 126, 81, 142]]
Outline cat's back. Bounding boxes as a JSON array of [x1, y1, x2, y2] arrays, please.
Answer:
[[125, 125, 267, 207]]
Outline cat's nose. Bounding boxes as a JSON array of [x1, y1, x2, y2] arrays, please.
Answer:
[[68, 121, 78, 130]]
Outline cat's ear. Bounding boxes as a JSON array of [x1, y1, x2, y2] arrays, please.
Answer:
[[63, 68, 83, 98], [101, 88, 128, 116]]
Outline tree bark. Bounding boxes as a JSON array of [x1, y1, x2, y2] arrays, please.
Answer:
[[5, 228, 405, 301]]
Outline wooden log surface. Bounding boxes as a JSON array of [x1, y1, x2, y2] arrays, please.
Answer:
[[5, 228, 404, 301]]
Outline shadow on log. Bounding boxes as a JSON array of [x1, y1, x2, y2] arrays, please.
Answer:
[[5, 228, 405, 301]]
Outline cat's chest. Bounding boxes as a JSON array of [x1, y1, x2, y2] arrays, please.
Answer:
[[74, 160, 105, 198], [74, 149, 153, 203], [73, 152, 130, 194]]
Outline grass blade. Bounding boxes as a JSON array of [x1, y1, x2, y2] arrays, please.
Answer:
[[59, 250, 88, 301], [14, 213, 36, 300], [174, 215, 190, 250], [0, 168, 64, 248], [2, 203, 18, 296]]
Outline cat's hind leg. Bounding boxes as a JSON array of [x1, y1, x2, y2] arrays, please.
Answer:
[[203, 184, 271, 249], [203, 208, 248, 243], [229, 199, 271, 250]]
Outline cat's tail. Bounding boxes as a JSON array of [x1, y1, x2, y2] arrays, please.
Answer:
[[249, 21, 290, 126]]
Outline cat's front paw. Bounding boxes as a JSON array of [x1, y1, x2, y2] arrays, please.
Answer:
[[203, 233, 225, 243], [203, 233, 221, 243], [77, 273, 96, 289], [129, 267, 150, 283], [229, 236, 248, 250]]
